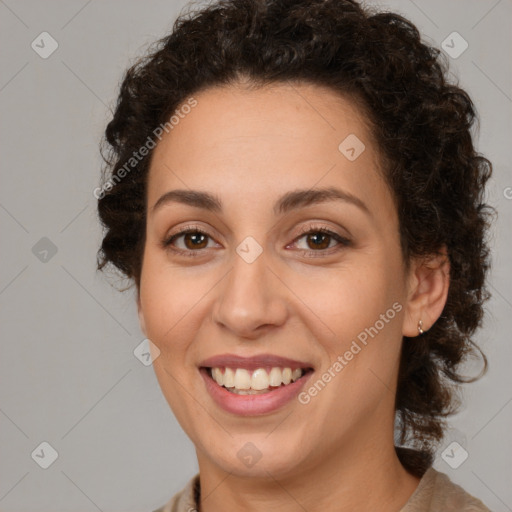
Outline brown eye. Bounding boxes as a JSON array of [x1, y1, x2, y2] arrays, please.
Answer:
[[290, 226, 351, 257], [162, 228, 216, 254], [304, 232, 331, 250], [182, 231, 209, 250]]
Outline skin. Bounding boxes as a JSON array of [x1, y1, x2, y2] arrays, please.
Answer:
[[137, 81, 450, 512]]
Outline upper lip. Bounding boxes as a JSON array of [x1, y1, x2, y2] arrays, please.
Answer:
[[199, 353, 314, 371]]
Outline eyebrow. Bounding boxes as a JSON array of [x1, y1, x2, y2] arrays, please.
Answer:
[[151, 186, 371, 217]]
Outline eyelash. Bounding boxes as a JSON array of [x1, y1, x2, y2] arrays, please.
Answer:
[[161, 223, 351, 258]]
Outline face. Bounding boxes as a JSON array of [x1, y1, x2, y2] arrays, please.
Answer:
[[138, 82, 415, 480]]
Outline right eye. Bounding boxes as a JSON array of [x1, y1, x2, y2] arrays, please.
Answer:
[[162, 227, 219, 256]]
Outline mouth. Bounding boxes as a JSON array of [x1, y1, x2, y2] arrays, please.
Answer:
[[199, 365, 314, 415], [198, 353, 315, 415], [201, 365, 314, 395]]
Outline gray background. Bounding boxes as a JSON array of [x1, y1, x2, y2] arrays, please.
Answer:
[[0, 0, 510, 511]]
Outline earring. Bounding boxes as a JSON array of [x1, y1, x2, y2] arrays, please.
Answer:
[[417, 320, 424, 335]]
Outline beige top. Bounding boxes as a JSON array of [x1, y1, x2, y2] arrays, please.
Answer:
[[152, 466, 492, 511]]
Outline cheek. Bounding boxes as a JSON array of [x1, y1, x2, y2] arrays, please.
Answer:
[[139, 253, 205, 350], [308, 256, 406, 377], [311, 263, 402, 333]]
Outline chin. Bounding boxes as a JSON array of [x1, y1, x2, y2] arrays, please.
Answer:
[[201, 435, 310, 480]]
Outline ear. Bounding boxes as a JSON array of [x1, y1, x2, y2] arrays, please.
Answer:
[[402, 246, 450, 337], [136, 292, 147, 337]]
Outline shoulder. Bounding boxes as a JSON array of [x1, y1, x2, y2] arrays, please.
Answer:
[[152, 473, 200, 512], [152, 468, 492, 512], [402, 467, 492, 512]]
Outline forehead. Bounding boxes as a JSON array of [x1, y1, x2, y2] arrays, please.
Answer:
[[151, 81, 373, 162], [147, 82, 392, 219]]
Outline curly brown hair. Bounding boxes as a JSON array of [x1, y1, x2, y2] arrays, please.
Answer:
[[96, 0, 493, 477]]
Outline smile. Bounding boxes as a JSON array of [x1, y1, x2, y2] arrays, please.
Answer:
[[199, 365, 314, 416], [208, 366, 309, 394]]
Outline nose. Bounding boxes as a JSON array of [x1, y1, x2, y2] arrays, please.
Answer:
[[212, 246, 289, 339]]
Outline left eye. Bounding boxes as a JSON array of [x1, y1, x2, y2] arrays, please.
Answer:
[[291, 229, 350, 252]]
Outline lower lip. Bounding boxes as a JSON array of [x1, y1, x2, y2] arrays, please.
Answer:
[[199, 368, 313, 416]]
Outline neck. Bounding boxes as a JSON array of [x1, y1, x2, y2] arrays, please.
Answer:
[[196, 413, 421, 512]]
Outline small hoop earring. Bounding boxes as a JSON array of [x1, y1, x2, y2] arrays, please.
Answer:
[[417, 320, 424, 335]]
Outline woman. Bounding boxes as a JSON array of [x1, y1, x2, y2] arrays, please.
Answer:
[[96, 0, 494, 510]]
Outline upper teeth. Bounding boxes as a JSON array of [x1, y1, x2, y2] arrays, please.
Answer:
[[211, 367, 304, 390]]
